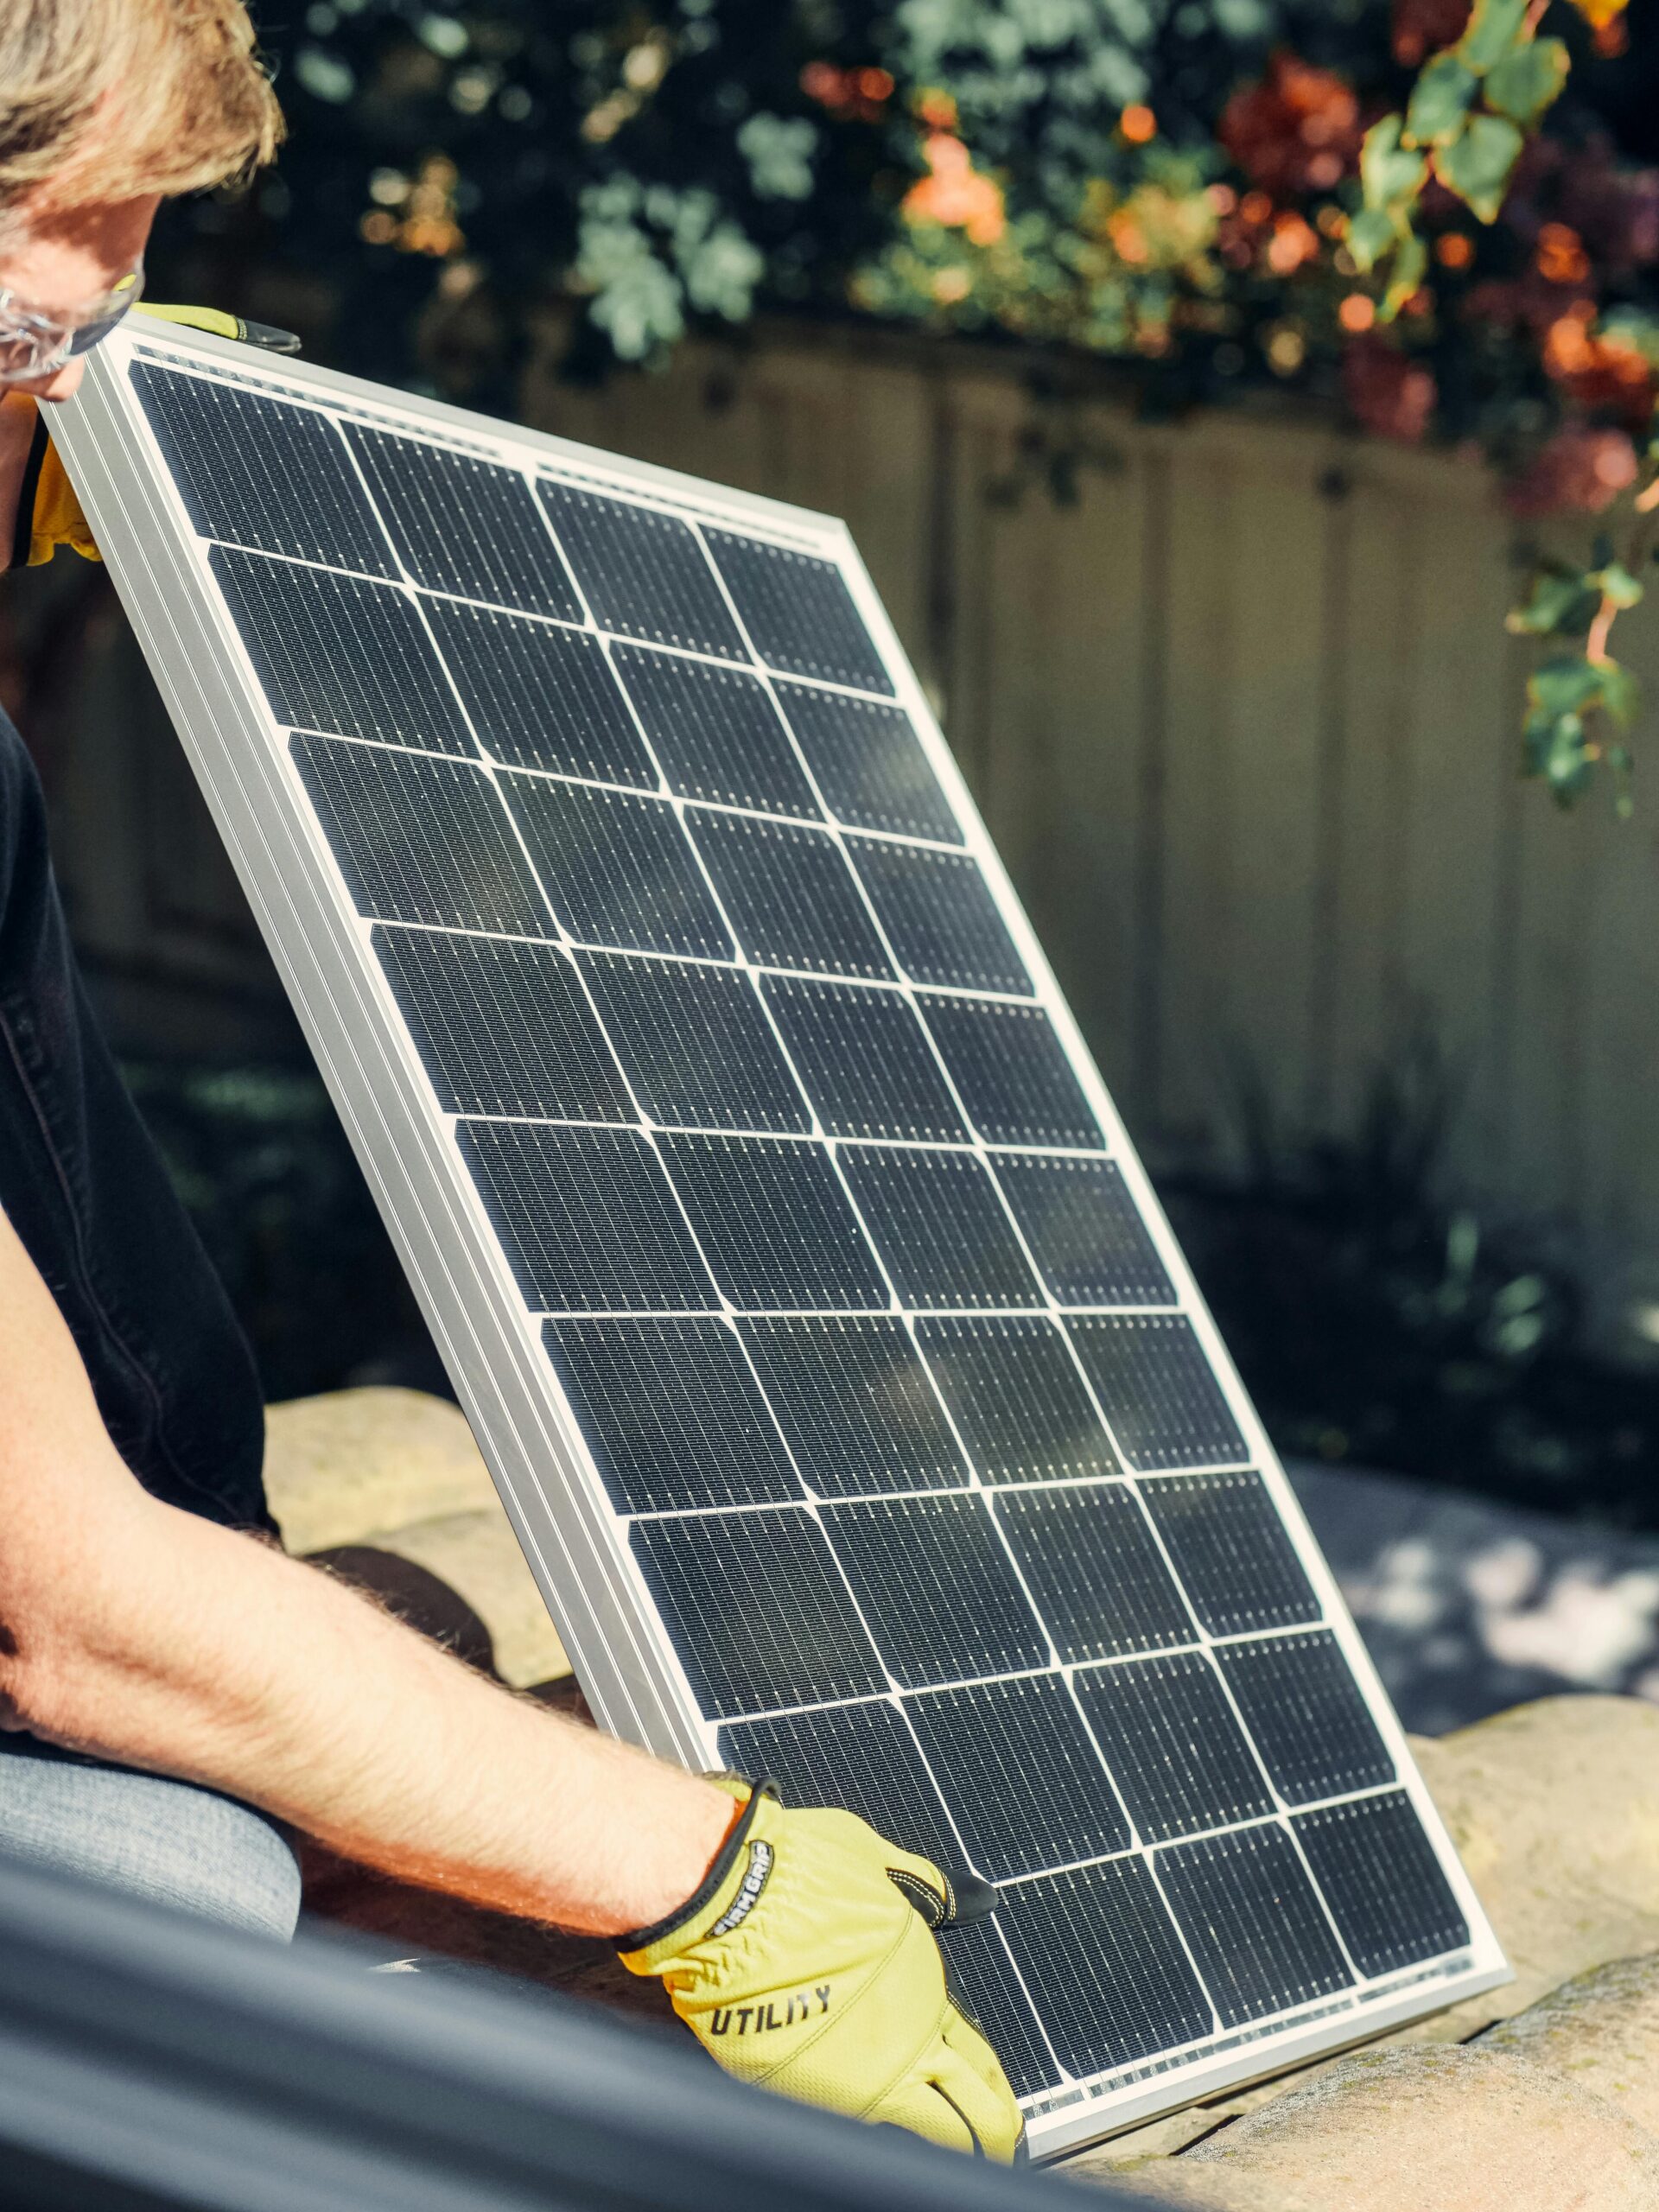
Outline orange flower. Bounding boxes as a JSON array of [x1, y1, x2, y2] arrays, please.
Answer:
[[902, 134, 1006, 247]]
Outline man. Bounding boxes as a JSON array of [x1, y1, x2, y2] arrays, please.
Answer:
[[0, 0, 1021, 2162]]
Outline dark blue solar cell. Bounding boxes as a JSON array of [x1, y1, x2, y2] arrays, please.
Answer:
[[836, 1147, 1042, 1311], [848, 837, 1033, 997], [1070, 1649, 1273, 1845], [737, 1316, 969, 1497], [759, 977, 965, 1142], [1294, 1793, 1470, 1978], [455, 1120, 715, 1313], [630, 1507, 886, 1718], [992, 1484, 1194, 1663], [717, 1699, 961, 1871], [773, 681, 960, 843], [1137, 1471, 1322, 1639], [612, 645, 821, 817], [135, 367, 396, 574], [1215, 1631, 1395, 1807], [999, 1859, 1212, 2077], [290, 734, 551, 937], [538, 482, 746, 658], [823, 1492, 1049, 1688], [935, 1921, 1058, 2101], [1067, 1316, 1249, 1472], [501, 777, 734, 960], [575, 952, 808, 1134], [688, 810, 893, 981], [543, 1316, 801, 1514], [658, 1134, 889, 1312], [372, 925, 630, 1122], [214, 547, 474, 756], [704, 531, 894, 694], [423, 599, 657, 785], [343, 423, 582, 619], [994, 1154, 1175, 1309], [904, 1674, 1132, 1880], [919, 994, 1103, 1149], [915, 1316, 1117, 1483], [1154, 1824, 1351, 2027]]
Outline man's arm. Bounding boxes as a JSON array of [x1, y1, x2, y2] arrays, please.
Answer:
[[0, 1198, 734, 1935]]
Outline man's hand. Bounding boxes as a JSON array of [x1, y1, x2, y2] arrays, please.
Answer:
[[620, 1781, 1025, 2162]]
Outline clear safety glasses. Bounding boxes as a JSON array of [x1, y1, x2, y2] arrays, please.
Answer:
[[0, 262, 144, 385]]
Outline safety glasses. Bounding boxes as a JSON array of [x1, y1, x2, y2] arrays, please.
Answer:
[[0, 261, 144, 385]]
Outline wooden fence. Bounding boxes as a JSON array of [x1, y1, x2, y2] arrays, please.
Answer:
[[18, 323, 1658, 1352]]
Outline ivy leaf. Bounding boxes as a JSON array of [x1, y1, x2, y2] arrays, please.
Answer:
[[1457, 0, 1530, 73], [1345, 205, 1400, 274], [1435, 112, 1525, 222], [1599, 660, 1641, 728], [1381, 228, 1428, 321], [1403, 54, 1478, 148], [1360, 114, 1428, 212], [1484, 37, 1570, 126], [1507, 568, 1599, 637], [1529, 655, 1606, 720], [1591, 558, 1645, 610], [1522, 707, 1593, 804]]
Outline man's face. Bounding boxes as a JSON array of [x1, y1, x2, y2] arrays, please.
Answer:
[[0, 192, 159, 401]]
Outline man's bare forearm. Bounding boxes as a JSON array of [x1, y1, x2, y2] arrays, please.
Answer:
[[0, 1204, 733, 1936]]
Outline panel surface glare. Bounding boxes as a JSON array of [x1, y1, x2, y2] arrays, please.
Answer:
[[83, 337, 1499, 2158]]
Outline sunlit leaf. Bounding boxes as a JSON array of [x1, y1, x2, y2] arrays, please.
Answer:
[[1435, 111, 1525, 222], [1484, 38, 1570, 127], [1403, 54, 1478, 149], [1507, 568, 1598, 638], [1345, 205, 1400, 274], [1599, 659, 1642, 728], [1529, 654, 1605, 719], [1360, 114, 1428, 212], [1381, 228, 1428, 321], [1457, 0, 1530, 73], [1592, 559, 1645, 610]]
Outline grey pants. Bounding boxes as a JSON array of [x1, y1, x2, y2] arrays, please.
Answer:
[[0, 1732, 302, 1940]]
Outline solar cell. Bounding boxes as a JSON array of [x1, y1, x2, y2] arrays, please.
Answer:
[[136, 367, 395, 573], [629, 1507, 886, 1718], [992, 1484, 1194, 1662], [539, 482, 747, 658], [1137, 1471, 1321, 1637], [543, 1316, 803, 1515], [704, 531, 894, 693], [1070, 1650, 1274, 1844], [502, 777, 734, 959], [1293, 1793, 1470, 1977], [611, 645, 821, 817], [822, 1493, 1050, 1688], [457, 1120, 717, 1313], [342, 423, 583, 619], [1067, 1316, 1249, 1471], [423, 601, 658, 785], [774, 681, 962, 842], [836, 1145, 1043, 1311], [759, 977, 966, 1142], [919, 995, 1102, 1149], [290, 734, 551, 936], [81, 330, 1502, 2156], [688, 810, 893, 979], [994, 1155, 1175, 1309], [216, 549, 475, 756], [903, 1674, 1133, 1879], [656, 1133, 890, 1311], [575, 951, 808, 1134], [914, 1316, 1117, 1483], [372, 926, 632, 1123], [1154, 1824, 1351, 2026], [849, 836, 1033, 995], [735, 1316, 969, 1497]]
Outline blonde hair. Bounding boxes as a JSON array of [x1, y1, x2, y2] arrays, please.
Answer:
[[0, 0, 283, 218]]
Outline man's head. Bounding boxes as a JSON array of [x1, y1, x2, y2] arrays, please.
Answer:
[[0, 0, 281, 398]]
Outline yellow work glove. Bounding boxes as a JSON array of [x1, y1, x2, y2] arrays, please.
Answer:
[[9, 305, 298, 569], [619, 1778, 1025, 2162]]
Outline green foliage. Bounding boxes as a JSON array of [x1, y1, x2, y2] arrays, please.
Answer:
[[1508, 550, 1645, 812]]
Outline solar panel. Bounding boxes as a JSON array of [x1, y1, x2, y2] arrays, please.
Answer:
[[57, 324, 1506, 2158]]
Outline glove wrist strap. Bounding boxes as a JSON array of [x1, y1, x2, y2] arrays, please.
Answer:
[[616, 1776, 768, 1957]]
